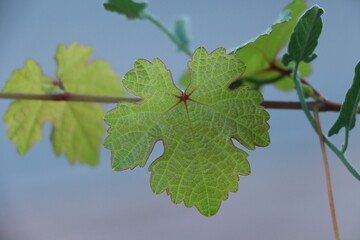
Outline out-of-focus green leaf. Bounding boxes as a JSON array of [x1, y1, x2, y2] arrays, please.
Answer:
[[3, 43, 125, 165], [230, 0, 307, 90], [103, 0, 147, 19], [174, 16, 192, 52], [3, 60, 58, 154], [274, 61, 312, 91], [56, 43, 123, 96]]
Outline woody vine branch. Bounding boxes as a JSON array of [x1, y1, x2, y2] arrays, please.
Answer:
[[0, 92, 358, 113]]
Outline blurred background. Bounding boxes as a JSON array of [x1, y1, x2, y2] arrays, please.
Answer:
[[0, 0, 359, 239]]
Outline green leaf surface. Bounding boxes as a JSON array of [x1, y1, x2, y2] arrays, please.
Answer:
[[103, 0, 147, 19], [230, 0, 307, 90], [328, 62, 360, 136], [283, 5, 324, 65], [104, 47, 270, 216], [3, 43, 124, 165]]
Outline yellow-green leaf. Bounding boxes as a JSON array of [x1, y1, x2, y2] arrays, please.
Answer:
[[230, 0, 308, 90], [3, 43, 124, 165]]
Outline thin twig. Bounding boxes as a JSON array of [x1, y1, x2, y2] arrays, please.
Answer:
[[261, 100, 359, 112], [313, 109, 341, 240], [0, 92, 139, 103]]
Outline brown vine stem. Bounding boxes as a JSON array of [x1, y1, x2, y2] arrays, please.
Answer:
[[1, 92, 360, 113], [313, 109, 341, 240], [0, 92, 139, 103]]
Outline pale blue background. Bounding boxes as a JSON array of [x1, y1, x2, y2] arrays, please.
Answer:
[[0, 0, 360, 239]]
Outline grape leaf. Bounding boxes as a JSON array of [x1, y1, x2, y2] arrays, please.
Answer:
[[3, 60, 58, 154], [3, 43, 125, 165], [55, 43, 123, 96], [229, 0, 307, 90], [282, 5, 324, 66], [328, 62, 360, 136], [104, 47, 270, 216], [103, 0, 147, 19], [49, 102, 106, 165]]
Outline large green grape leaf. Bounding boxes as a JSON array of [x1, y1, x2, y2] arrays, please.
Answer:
[[3, 43, 125, 165], [104, 47, 270, 216], [229, 0, 308, 90]]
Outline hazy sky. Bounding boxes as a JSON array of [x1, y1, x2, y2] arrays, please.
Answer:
[[0, 1, 360, 239]]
